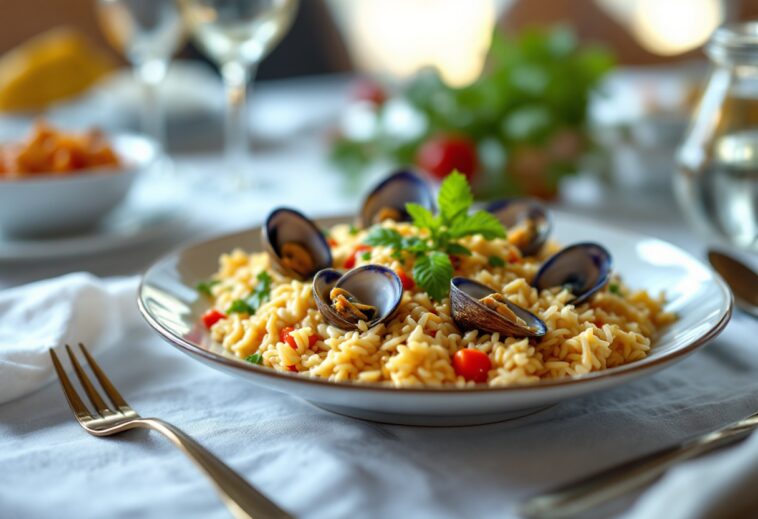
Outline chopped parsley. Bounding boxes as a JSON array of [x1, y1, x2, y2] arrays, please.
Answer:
[[609, 283, 621, 295], [488, 255, 506, 267], [363, 171, 505, 300], [361, 251, 372, 261], [195, 279, 220, 297], [227, 271, 273, 314], [349, 224, 359, 235], [227, 299, 254, 314], [245, 353, 263, 365]]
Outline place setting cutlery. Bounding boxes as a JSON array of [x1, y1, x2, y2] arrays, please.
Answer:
[[518, 248, 758, 518], [50, 342, 292, 519], [708, 249, 758, 319]]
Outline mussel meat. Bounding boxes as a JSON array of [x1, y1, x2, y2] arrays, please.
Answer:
[[359, 170, 435, 227], [313, 265, 403, 330], [450, 277, 547, 337], [486, 198, 551, 256], [532, 242, 612, 305], [263, 208, 333, 279]]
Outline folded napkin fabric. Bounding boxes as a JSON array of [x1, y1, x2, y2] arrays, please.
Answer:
[[0, 272, 140, 404]]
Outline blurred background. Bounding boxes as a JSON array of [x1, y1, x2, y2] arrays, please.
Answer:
[[0, 0, 757, 260]]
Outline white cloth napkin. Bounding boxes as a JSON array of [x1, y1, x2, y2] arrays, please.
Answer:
[[624, 429, 758, 519], [0, 272, 140, 404]]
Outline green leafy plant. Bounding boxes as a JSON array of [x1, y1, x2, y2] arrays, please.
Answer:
[[364, 171, 505, 300], [330, 26, 614, 199]]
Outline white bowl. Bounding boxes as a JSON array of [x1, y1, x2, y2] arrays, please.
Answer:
[[0, 133, 157, 237], [138, 213, 732, 426]]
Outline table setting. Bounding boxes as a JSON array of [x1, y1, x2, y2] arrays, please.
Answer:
[[1, 1, 758, 518]]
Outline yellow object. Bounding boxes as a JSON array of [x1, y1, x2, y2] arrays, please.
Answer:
[[0, 27, 115, 112]]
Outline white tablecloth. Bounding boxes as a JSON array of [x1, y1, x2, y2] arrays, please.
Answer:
[[1, 76, 757, 519]]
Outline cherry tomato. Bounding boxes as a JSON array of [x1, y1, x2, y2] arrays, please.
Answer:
[[201, 309, 226, 329], [287, 365, 298, 372], [416, 135, 478, 182], [453, 349, 492, 383], [280, 326, 297, 349], [281, 326, 320, 350], [507, 250, 522, 264], [396, 268, 415, 290], [351, 78, 387, 106], [344, 244, 371, 269]]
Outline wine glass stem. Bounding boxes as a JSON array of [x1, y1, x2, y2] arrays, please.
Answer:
[[221, 60, 256, 183], [134, 59, 168, 152]]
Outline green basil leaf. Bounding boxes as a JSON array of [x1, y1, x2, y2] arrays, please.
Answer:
[[447, 210, 506, 240], [437, 171, 473, 226], [405, 203, 438, 230], [412, 251, 454, 301], [446, 243, 472, 256], [364, 227, 404, 248], [227, 299, 254, 314], [488, 255, 506, 267], [195, 279, 219, 297], [245, 353, 263, 365], [245, 271, 273, 314]]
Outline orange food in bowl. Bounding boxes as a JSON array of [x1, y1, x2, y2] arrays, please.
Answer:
[[0, 121, 121, 178]]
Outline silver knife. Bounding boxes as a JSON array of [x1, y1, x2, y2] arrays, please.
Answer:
[[517, 410, 758, 518]]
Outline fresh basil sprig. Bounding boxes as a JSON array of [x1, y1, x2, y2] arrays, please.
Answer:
[[363, 171, 505, 300]]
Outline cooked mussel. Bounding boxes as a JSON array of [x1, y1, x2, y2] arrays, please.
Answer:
[[532, 242, 612, 305], [486, 198, 551, 256], [263, 208, 333, 279], [359, 170, 435, 227], [450, 277, 547, 337], [313, 265, 403, 330]]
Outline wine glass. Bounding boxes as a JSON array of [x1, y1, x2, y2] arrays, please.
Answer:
[[177, 0, 299, 188], [96, 0, 184, 167]]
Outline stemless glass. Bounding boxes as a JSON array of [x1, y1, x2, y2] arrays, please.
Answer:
[[177, 0, 299, 189], [97, 0, 184, 160], [675, 22, 758, 252]]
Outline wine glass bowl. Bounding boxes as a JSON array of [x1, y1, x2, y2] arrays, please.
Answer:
[[179, 0, 297, 66], [177, 0, 299, 189], [96, 0, 185, 166]]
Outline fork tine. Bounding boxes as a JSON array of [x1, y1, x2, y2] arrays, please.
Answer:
[[49, 348, 91, 420], [65, 344, 113, 416], [78, 343, 130, 411]]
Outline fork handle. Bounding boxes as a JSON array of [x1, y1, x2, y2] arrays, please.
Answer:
[[517, 416, 758, 519], [137, 418, 293, 519]]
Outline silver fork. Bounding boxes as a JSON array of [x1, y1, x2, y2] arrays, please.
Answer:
[[50, 343, 292, 519]]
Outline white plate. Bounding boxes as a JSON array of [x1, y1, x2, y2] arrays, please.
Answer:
[[138, 213, 732, 426]]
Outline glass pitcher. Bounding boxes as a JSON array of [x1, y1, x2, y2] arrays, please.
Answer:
[[675, 22, 758, 252]]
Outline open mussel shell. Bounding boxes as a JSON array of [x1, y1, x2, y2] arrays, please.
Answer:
[[532, 242, 612, 305], [485, 198, 551, 256], [359, 169, 435, 227], [450, 277, 547, 338], [262, 207, 333, 280], [313, 265, 403, 330]]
